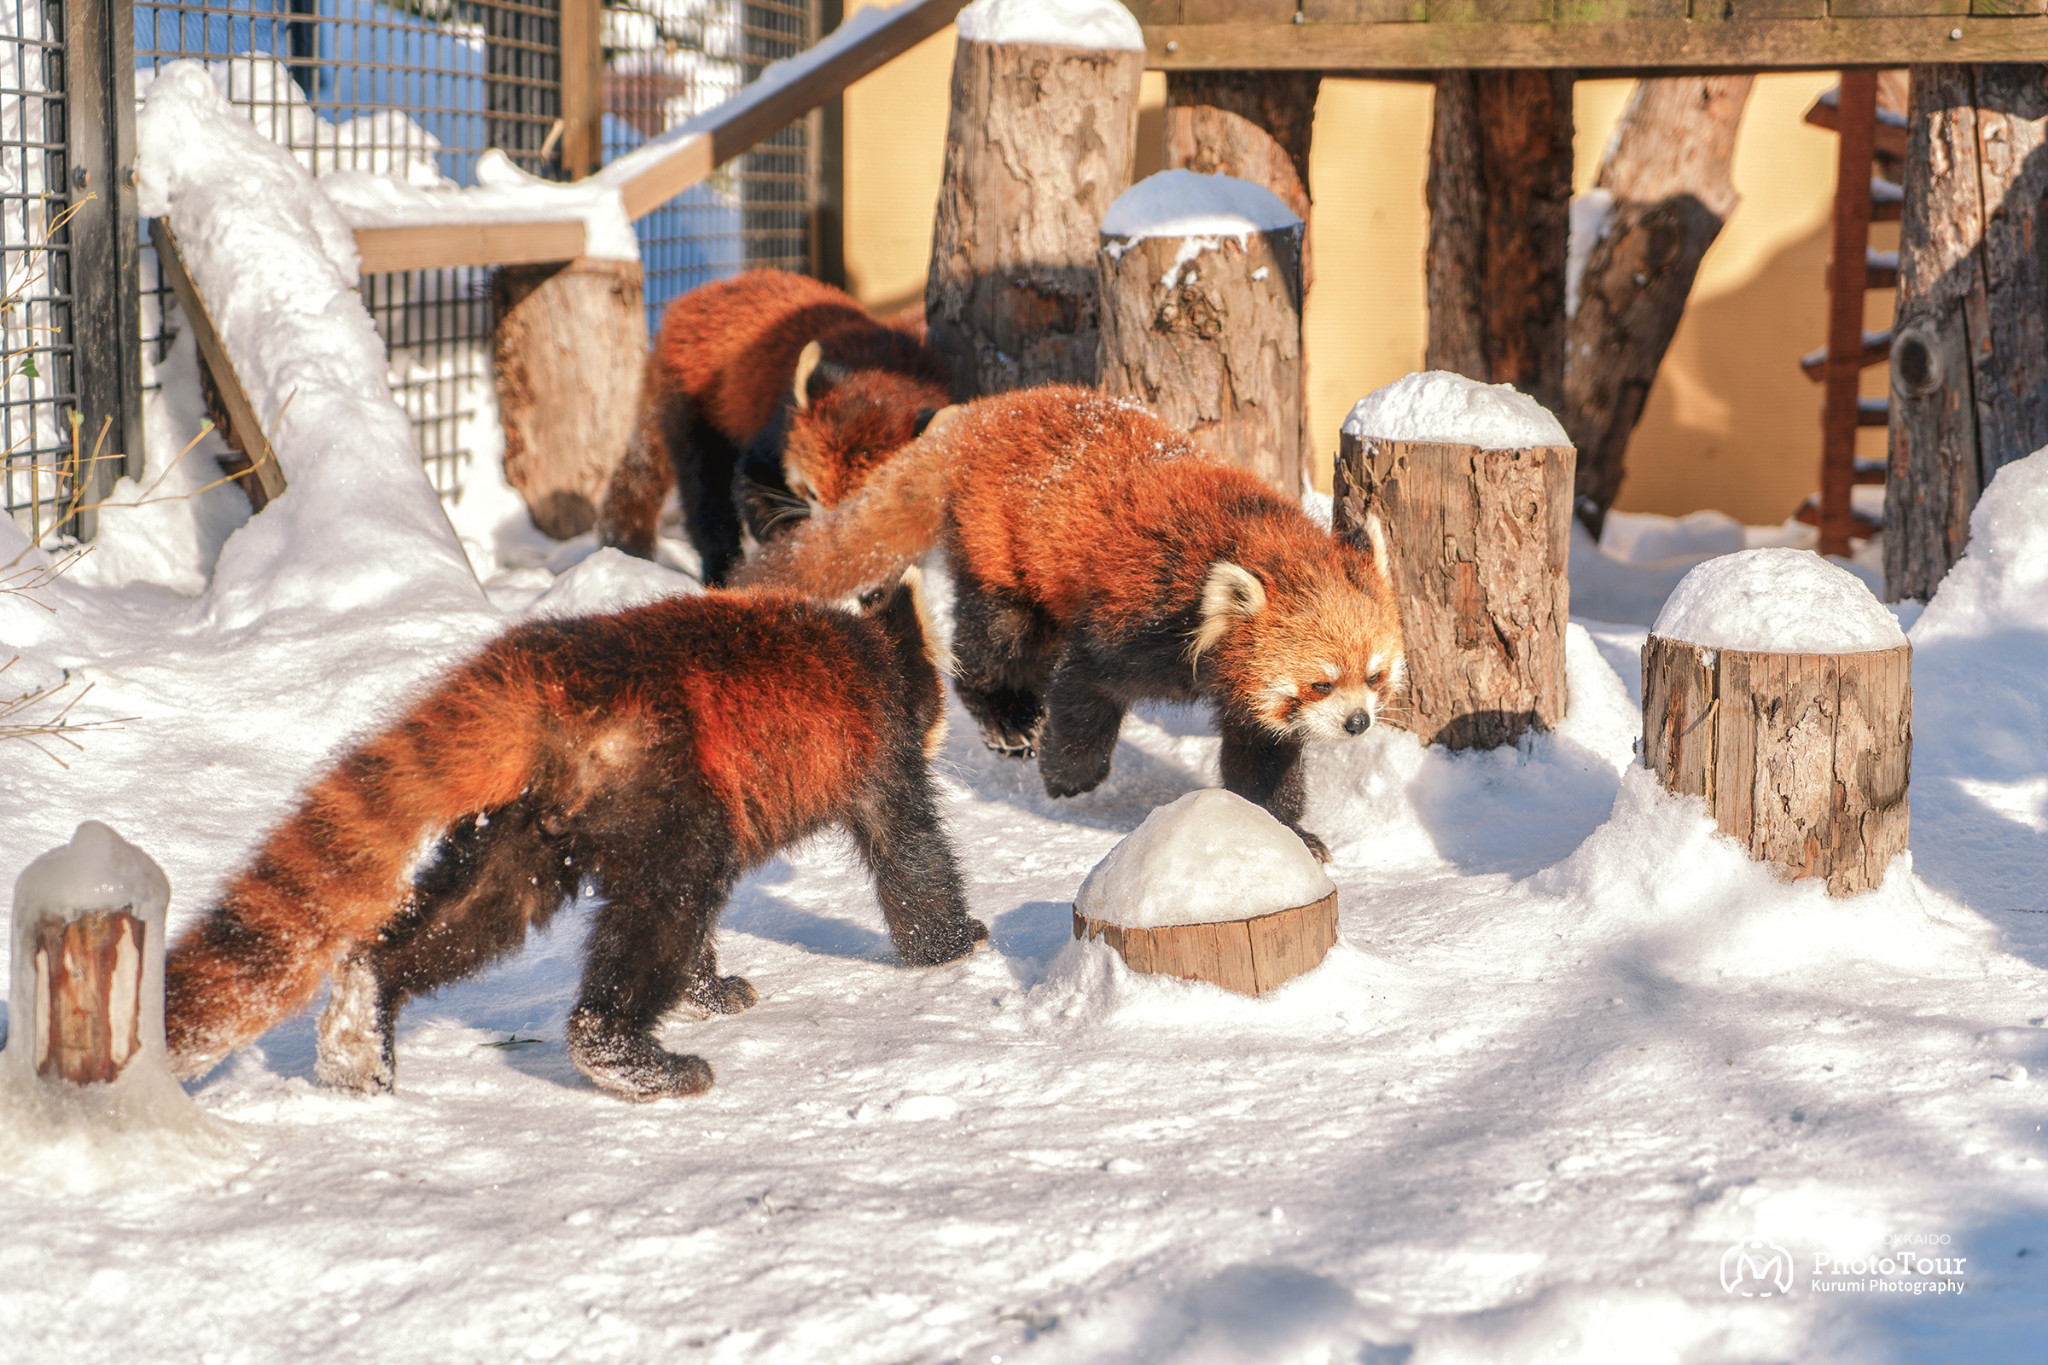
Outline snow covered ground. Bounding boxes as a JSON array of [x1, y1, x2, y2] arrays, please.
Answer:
[[1, 60, 2045, 1365]]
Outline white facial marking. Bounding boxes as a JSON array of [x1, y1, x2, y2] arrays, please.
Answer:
[[1321, 661, 1340, 682]]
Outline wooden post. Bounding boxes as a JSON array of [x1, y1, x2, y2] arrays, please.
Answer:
[[924, 35, 1143, 398], [1816, 72, 1879, 560], [1096, 185, 1305, 493], [1426, 70, 1574, 419], [1335, 431, 1573, 750], [1887, 64, 2048, 602], [1642, 637, 1911, 895], [1072, 891, 1337, 997], [1565, 76, 1753, 536], [491, 258, 648, 540]]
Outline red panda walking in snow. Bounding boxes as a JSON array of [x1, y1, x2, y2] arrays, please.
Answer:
[[164, 575, 986, 1101], [597, 269, 950, 586], [734, 388, 1407, 860]]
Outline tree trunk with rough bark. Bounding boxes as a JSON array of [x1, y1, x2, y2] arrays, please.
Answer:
[[1163, 70, 1320, 290], [492, 258, 647, 540], [1642, 636, 1911, 896], [1096, 215, 1305, 493], [1427, 70, 1574, 421], [1334, 431, 1573, 750], [1887, 64, 2048, 602], [1566, 76, 1753, 536], [925, 38, 1143, 399]]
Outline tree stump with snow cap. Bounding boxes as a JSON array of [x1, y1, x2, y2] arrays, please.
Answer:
[[923, 0, 1145, 399], [1642, 549, 1911, 896], [1333, 372, 1574, 751], [1071, 790, 1338, 996], [1096, 170, 1305, 494]]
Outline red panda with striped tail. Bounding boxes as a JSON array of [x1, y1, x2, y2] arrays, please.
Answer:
[[164, 573, 985, 1101]]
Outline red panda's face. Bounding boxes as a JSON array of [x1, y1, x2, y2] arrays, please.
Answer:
[[785, 373, 946, 511], [1192, 552, 1407, 743]]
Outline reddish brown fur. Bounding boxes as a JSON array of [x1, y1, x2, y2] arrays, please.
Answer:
[[164, 589, 971, 1085]]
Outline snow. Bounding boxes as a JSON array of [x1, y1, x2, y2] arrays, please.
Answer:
[[1653, 547, 1909, 653], [955, 0, 1145, 50], [322, 149, 640, 264], [1566, 187, 1614, 320], [1100, 170, 1301, 243], [1343, 370, 1571, 450], [1073, 789, 1335, 928], [0, 63, 2044, 1364]]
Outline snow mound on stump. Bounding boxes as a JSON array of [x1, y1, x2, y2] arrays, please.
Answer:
[[955, 0, 1144, 50], [1100, 170, 1302, 244], [1653, 547, 1907, 654], [1075, 789, 1335, 929], [1342, 370, 1569, 450]]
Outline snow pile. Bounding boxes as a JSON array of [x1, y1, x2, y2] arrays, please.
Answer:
[[1343, 370, 1571, 449], [1653, 547, 1907, 653], [1, 823, 239, 1192], [1100, 170, 1300, 243], [322, 148, 639, 263], [123, 62, 481, 623], [1074, 789, 1335, 929], [955, 0, 1145, 49], [1565, 186, 1614, 319]]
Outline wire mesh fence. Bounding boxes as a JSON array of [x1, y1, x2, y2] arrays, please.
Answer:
[[0, 0, 81, 545]]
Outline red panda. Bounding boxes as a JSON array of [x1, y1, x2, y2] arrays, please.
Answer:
[[596, 269, 951, 587], [164, 574, 986, 1101], [734, 387, 1407, 860]]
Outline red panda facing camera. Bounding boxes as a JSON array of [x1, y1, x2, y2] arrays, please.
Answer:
[[164, 574, 985, 1101], [596, 270, 951, 586]]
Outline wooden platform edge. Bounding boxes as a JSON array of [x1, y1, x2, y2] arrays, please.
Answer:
[[350, 219, 589, 275], [1073, 890, 1339, 996], [147, 218, 288, 507]]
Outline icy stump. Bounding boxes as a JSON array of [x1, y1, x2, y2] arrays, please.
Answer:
[[1642, 638, 1911, 896]]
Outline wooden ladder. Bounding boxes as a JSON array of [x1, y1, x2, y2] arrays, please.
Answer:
[[1799, 73, 1907, 557]]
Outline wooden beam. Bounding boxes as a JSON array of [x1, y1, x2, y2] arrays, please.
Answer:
[[1141, 17, 2048, 68], [148, 218, 288, 508], [350, 219, 587, 275], [558, 0, 603, 179], [598, 0, 967, 221]]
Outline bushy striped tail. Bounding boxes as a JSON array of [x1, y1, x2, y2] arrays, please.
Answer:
[[165, 659, 540, 1079]]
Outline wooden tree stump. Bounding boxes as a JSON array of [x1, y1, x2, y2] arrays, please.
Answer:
[[1096, 188, 1305, 492], [1887, 64, 2048, 602], [1642, 637, 1911, 895], [1565, 76, 1753, 536], [1335, 431, 1573, 749], [492, 257, 648, 539], [1427, 70, 1574, 419], [924, 36, 1143, 398], [1073, 891, 1337, 997]]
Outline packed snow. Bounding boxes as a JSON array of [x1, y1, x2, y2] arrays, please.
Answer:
[[955, 0, 1146, 50], [1565, 187, 1615, 320], [1653, 547, 1909, 654], [1073, 789, 1335, 929], [0, 58, 2044, 1365], [1099, 170, 1302, 244], [1343, 369, 1572, 450]]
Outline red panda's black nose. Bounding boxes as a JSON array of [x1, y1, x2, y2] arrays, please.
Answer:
[[1344, 709, 1372, 735]]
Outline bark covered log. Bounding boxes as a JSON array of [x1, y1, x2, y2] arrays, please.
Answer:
[[492, 258, 648, 540], [1642, 636, 1911, 896], [1566, 76, 1753, 536], [1887, 64, 2048, 602], [28, 909, 146, 1085], [1163, 70, 1320, 290], [1334, 432, 1573, 750], [925, 39, 1143, 399], [1427, 70, 1574, 420], [1096, 218, 1305, 492]]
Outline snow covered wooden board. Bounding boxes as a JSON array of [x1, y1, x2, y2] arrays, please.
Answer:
[[1127, 11, 2048, 69], [1073, 891, 1339, 995], [351, 219, 588, 275]]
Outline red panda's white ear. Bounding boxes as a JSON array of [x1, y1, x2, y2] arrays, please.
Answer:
[[792, 340, 824, 412], [898, 565, 953, 677], [1361, 510, 1394, 595], [1188, 561, 1266, 666]]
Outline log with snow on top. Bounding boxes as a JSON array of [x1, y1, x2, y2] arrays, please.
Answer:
[[1072, 790, 1338, 996], [1643, 548, 1911, 897], [1334, 371, 1575, 751], [924, 0, 1145, 397], [1097, 170, 1306, 494]]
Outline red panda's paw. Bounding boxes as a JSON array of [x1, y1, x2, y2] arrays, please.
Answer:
[[960, 686, 1043, 761], [897, 915, 989, 967], [682, 973, 759, 1016], [1290, 825, 1333, 864], [314, 952, 396, 1094], [568, 1010, 715, 1101]]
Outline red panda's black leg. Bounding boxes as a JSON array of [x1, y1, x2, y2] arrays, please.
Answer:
[[949, 574, 1053, 759], [668, 396, 747, 586], [1039, 646, 1127, 800], [1217, 718, 1330, 863], [844, 760, 988, 965]]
